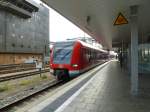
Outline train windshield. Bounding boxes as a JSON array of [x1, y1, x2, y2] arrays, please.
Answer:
[[53, 42, 74, 64]]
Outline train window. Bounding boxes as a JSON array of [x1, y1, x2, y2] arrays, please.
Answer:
[[83, 48, 87, 57], [85, 49, 88, 60], [91, 51, 94, 60], [89, 50, 91, 62], [53, 42, 74, 64], [93, 51, 95, 60]]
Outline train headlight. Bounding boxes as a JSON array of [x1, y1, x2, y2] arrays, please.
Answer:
[[72, 64, 78, 67]]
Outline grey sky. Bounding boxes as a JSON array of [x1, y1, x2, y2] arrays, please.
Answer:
[[49, 8, 90, 42], [33, 0, 90, 42]]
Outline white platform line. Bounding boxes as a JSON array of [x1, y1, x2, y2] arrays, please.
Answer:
[[54, 61, 111, 112]]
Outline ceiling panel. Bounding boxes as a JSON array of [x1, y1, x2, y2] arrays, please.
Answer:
[[42, 0, 150, 48]]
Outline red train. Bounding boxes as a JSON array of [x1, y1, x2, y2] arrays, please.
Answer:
[[50, 40, 109, 80]]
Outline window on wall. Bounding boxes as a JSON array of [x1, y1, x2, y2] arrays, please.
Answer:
[[12, 43, 15, 47], [139, 44, 150, 74], [12, 23, 15, 27], [20, 35, 24, 39], [21, 44, 24, 48], [28, 45, 31, 48], [28, 19, 31, 23], [144, 48, 150, 62], [12, 33, 15, 38], [148, 48, 150, 62]]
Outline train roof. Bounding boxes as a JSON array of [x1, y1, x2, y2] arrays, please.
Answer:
[[77, 40, 107, 53], [54, 40, 107, 53]]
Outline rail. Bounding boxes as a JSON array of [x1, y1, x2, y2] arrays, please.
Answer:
[[0, 80, 63, 111], [0, 69, 50, 82]]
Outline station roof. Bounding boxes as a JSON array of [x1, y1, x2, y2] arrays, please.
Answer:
[[42, 0, 150, 49]]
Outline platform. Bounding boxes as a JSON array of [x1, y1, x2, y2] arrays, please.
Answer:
[[55, 60, 150, 112], [25, 60, 150, 112]]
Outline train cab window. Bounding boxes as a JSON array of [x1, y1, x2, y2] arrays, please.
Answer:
[[53, 42, 74, 64]]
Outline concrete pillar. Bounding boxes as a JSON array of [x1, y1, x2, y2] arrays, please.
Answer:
[[130, 5, 139, 95], [127, 44, 131, 74]]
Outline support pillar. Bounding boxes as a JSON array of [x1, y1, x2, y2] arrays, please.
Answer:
[[130, 5, 139, 95]]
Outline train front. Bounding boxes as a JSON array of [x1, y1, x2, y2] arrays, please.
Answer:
[[50, 41, 76, 80]]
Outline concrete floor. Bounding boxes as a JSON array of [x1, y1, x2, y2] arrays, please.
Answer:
[[60, 61, 150, 112]]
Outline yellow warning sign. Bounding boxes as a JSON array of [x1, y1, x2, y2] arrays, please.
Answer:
[[114, 13, 128, 25]]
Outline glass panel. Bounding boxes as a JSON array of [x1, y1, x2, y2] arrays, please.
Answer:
[[139, 44, 150, 74], [53, 42, 74, 64]]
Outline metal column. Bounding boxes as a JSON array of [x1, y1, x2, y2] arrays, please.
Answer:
[[130, 5, 139, 95]]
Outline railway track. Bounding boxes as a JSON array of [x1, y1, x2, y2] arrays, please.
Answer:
[[0, 69, 50, 82], [0, 61, 108, 112], [0, 63, 49, 74], [0, 79, 63, 111]]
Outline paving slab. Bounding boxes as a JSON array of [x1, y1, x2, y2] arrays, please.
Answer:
[[58, 60, 150, 112]]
